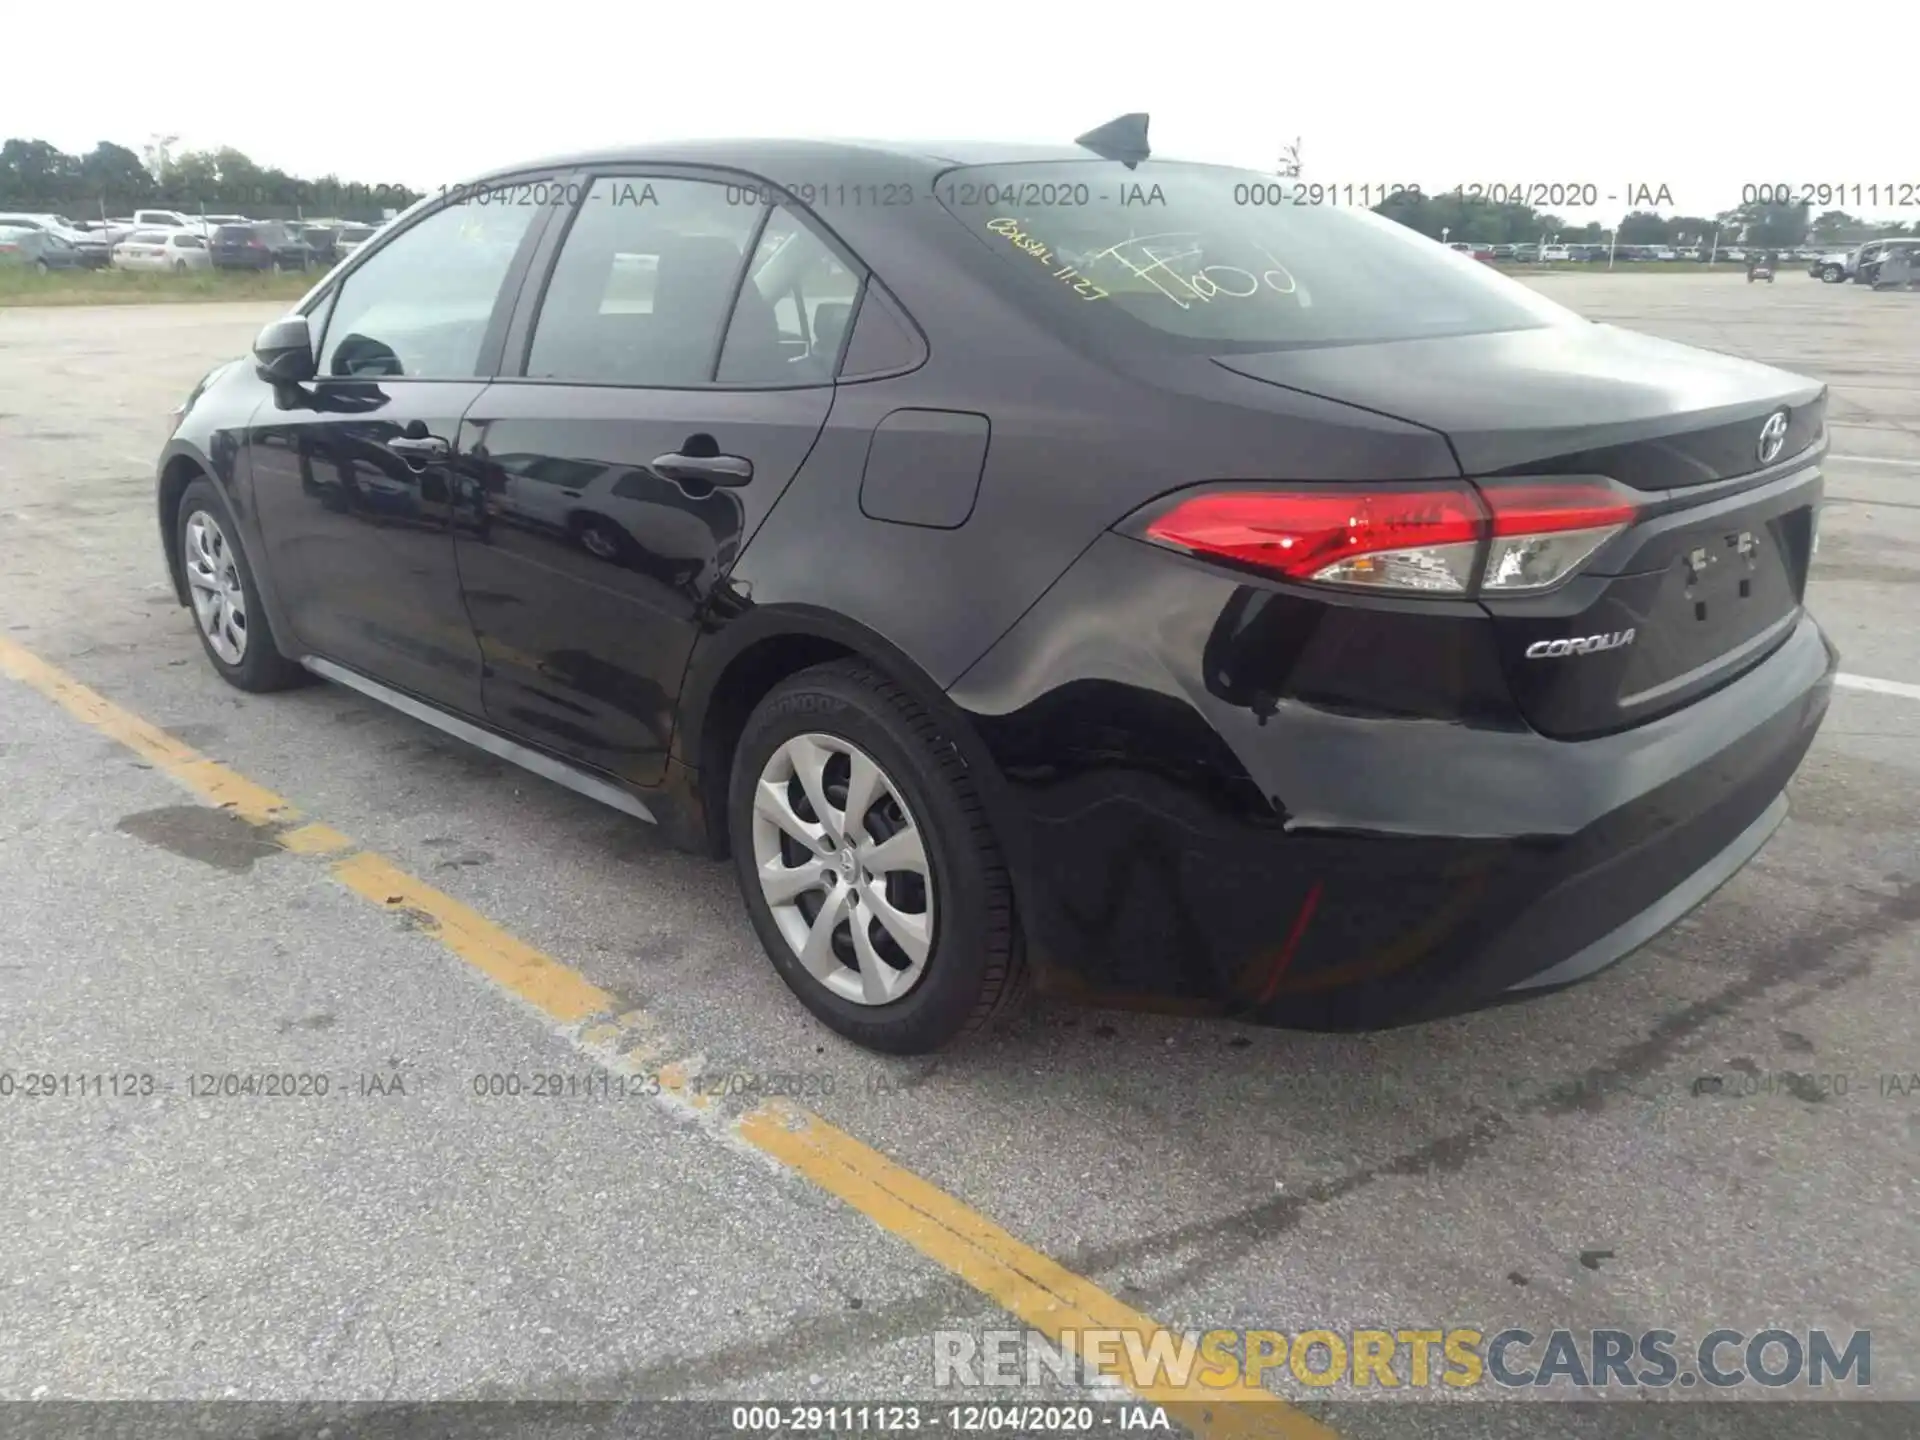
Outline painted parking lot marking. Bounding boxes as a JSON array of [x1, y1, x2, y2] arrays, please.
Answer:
[[1829, 454, 1920, 469], [0, 633, 1331, 1440], [1835, 672, 1920, 702]]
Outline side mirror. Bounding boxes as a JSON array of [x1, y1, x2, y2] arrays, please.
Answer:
[[253, 315, 317, 384]]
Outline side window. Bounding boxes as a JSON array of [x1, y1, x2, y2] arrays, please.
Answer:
[[717, 206, 863, 384], [318, 196, 541, 380], [525, 176, 764, 387], [304, 287, 339, 356]]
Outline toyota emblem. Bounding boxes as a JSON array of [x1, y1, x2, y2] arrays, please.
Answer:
[[1757, 410, 1790, 465]]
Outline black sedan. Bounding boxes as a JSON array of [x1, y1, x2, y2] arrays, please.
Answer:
[[153, 121, 1836, 1053], [210, 222, 318, 271]]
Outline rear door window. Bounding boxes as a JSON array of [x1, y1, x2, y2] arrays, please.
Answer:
[[524, 176, 765, 387], [935, 161, 1579, 352], [717, 205, 863, 384]]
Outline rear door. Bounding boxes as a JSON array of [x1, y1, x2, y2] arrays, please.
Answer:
[[450, 172, 848, 785]]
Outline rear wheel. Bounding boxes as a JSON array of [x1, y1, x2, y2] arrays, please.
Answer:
[[728, 660, 1025, 1054], [176, 478, 308, 692], [33, 259, 49, 275], [174, 260, 187, 273]]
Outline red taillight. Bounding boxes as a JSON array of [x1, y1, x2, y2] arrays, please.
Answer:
[[1144, 486, 1488, 594], [1139, 478, 1638, 597], [1478, 479, 1637, 535]]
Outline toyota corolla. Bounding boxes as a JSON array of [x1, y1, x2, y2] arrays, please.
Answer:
[[155, 118, 1836, 1053]]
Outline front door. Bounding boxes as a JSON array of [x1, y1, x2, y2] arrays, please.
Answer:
[[451, 179, 857, 784], [246, 190, 551, 714]]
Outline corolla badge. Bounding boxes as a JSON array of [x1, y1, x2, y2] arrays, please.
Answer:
[[1757, 410, 1790, 465], [1525, 629, 1636, 659]]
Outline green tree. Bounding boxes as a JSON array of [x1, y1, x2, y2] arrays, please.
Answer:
[[0, 138, 80, 204], [76, 142, 156, 206], [1616, 210, 1672, 244], [1715, 201, 1811, 248]]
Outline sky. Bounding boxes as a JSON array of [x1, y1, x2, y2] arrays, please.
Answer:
[[4, 6, 1911, 223]]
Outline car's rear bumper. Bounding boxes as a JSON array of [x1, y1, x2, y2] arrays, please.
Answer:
[[949, 533, 1836, 1029]]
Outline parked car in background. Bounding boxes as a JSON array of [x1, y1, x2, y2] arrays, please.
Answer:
[[1539, 244, 1571, 261], [0, 226, 91, 272], [74, 219, 132, 247], [332, 222, 378, 258], [112, 228, 213, 272], [1858, 239, 1920, 287], [0, 212, 112, 266], [133, 209, 207, 234], [210, 222, 319, 271], [299, 225, 342, 264], [1808, 249, 1848, 281]]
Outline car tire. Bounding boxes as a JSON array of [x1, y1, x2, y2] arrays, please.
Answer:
[[175, 478, 309, 693], [33, 259, 49, 275], [1822, 265, 1844, 282], [174, 260, 187, 274], [728, 659, 1026, 1055]]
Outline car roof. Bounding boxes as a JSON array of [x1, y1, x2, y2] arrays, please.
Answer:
[[462, 136, 1150, 186]]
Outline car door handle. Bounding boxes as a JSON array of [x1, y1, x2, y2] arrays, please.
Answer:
[[649, 451, 753, 486], [384, 434, 450, 460]]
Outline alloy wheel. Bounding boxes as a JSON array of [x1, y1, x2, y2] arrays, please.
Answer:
[[183, 510, 248, 664], [750, 732, 935, 1006]]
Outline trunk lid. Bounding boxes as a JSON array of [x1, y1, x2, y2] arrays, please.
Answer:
[[1216, 323, 1827, 738]]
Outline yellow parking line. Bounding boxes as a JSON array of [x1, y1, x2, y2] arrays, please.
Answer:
[[0, 635, 297, 826], [0, 633, 1332, 1439]]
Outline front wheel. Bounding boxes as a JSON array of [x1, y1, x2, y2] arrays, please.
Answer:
[[176, 479, 309, 692], [1822, 265, 1844, 282], [728, 660, 1026, 1054]]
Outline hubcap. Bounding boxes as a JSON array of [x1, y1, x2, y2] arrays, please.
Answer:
[[183, 510, 248, 665], [750, 733, 935, 1006]]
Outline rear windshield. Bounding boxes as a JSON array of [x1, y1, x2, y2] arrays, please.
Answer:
[[935, 161, 1578, 352]]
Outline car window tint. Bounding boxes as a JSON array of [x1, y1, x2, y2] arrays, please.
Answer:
[[174, 236, 206, 250], [937, 161, 1578, 352], [717, 205, 862, 385], [318, 197, 539, 380], [525, 176, 764, 387]]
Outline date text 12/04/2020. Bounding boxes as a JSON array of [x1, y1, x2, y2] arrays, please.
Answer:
[[1227, 182, 1678, 208]]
